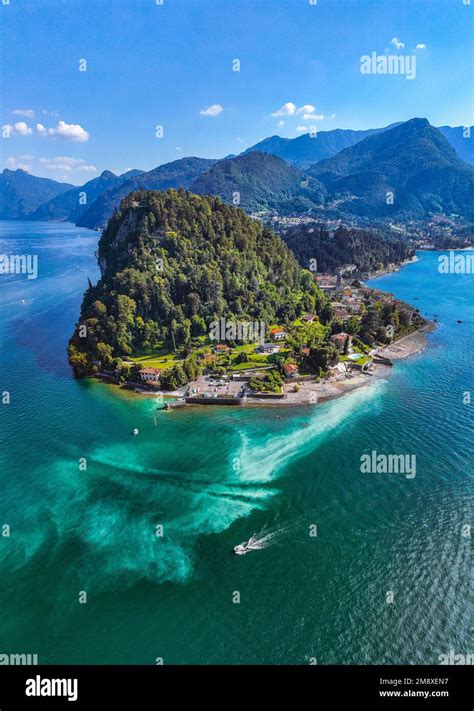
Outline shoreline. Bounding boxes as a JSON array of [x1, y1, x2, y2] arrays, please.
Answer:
[[364, 255, 419, 281], [154, 325, 432, 410], [90, 323, 434, 411]]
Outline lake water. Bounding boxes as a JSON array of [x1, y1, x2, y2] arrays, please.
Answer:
[[0, 221, 471, 664]]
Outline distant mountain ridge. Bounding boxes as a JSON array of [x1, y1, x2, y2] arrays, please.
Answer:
[[0, 169, 74, 220], [308, 118, 474, 219], [30, 169, 144, 223], [77, 157, 216, 229], [241, 125, 400, 168], [1, 119, 472, 227], [243, 123, 474, 167], [190, 152, 327, 213]]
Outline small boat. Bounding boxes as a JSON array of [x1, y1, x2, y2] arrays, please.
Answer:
[[234, 534, 259, 555], [132, 428, 139, 436], [457, 320, 463, 324]]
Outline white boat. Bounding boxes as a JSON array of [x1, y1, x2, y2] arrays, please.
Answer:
[[132, 428, 139, 436], [234, 534, 260, 555]]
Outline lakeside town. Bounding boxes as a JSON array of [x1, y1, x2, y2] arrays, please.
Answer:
[[91, 266, 432, 409]]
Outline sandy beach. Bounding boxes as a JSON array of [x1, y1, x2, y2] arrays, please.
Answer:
[[375, 323, 434, 361]]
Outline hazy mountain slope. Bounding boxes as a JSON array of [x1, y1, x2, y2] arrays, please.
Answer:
[[0, 169, 74, 219], [77, 158, 216, 229]]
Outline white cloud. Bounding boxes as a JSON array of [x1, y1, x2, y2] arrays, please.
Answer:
[[296, 126, 308, 132], [391, 37, 405, 50], [296, 104, 315, 115], [3, 122, 33, 136], [199, 104, 223, 117], [36, 120, 89, 142], [236, 137, 244, 143], [39, 156, 96, 172], [272, 103, 322, 120], [272, 102, 297, 117], [416, 43, 426, 49], [12, 109, 35, 118], [175, 146, 183, 151], [5, 157, 32, 171], [329, 113, 336, 119], [277, 120, 285, 128]]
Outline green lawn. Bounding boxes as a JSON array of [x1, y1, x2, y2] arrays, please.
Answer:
[[129, 353, 183, 370]]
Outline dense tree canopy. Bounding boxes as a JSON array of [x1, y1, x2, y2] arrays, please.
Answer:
[[69, 189, 331, 374]]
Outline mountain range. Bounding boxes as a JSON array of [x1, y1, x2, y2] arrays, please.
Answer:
[[1, 119, 473, 226], [76, 157, 215, 229], [308, 118, 474, 220], [0, 169, 73, 220], [242, 123, 473, 168], [30, 169, 144, 223]]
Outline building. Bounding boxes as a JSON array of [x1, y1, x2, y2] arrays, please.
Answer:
[[139, 367, 161, 383], [283, 363, 299, 378], [334, 307, 350, 321], [301, 313, 316, 323], [256, 343, 281, 354], [270, 327, 287, 341], [213, 343, 231, 354], [330, 332, 352, 353]]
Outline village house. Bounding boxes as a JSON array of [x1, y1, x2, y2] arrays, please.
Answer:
[[301, 313, 316, 323], [345, 298, 362, 313], [334, 307, 351, 321], [270, 327, 287, 341], [256, 343, 281, 355], [139, 367, 161, 383], [213, 343, 231, 354], [330, 332, 352, 353], [283, 363, 299, 378], [315, 275, 337, 293]]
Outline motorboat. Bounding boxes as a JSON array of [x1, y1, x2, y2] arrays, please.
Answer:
[[234, 534, 260, 555], [132, 428, 139, 436]]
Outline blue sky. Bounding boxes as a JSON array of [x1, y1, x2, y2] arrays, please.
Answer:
[[1, 0, 472, 184]]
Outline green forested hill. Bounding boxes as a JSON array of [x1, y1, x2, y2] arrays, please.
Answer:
[[190, 152, 326, 213], [69, 189, 329, 373], [282, 224, 415, 275]]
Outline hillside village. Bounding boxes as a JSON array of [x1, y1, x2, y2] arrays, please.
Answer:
[[94, 273, 427, 406]]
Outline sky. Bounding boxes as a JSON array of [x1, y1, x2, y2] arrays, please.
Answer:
[[1, 0, 472, 185]]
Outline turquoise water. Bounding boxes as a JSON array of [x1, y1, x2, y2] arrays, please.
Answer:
[[0, 221, 472, 664]]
